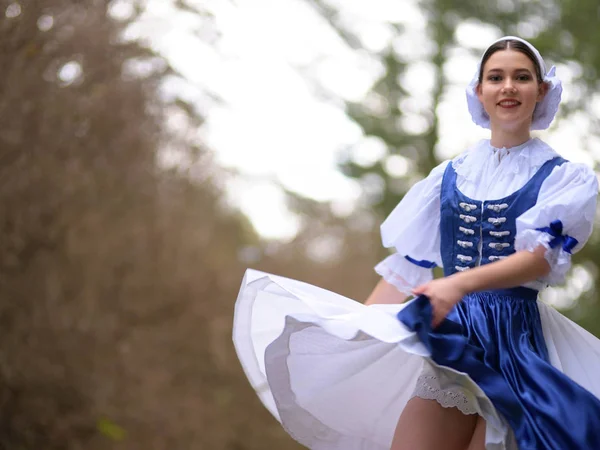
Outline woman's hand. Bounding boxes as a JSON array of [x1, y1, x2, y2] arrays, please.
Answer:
[[412, 276, 467, 328], [410, 246, 551, 328]]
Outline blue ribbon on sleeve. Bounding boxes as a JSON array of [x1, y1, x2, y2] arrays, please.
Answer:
[[535, 220, 579, 254], [405, 255, 437, 269]]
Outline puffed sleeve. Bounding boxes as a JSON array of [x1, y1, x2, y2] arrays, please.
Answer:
[[374, 160, 448, 294], [515, 162, 599, 286]]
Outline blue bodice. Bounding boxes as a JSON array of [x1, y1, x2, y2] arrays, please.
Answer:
[[439, 157, 567, 277]]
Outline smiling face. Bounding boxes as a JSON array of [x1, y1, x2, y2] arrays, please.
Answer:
[[477, 49, 548, 136]]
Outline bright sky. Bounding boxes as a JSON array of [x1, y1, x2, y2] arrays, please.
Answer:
[[115, 0, 596, 242]]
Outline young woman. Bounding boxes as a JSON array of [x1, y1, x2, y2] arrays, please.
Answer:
[[233, 36, 600, 450]]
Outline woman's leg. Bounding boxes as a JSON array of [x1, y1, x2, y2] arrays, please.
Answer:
[[391, 397, 478, 450], [466, 416, 486, 450]]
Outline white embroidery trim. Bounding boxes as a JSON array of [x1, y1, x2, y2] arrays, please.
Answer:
[[410, 375, 478, 416]]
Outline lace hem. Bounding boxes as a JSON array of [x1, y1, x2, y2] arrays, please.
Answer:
[[374, 254, 434, 295], [515, 229, 570, 285], [410, 374, 479, 416]]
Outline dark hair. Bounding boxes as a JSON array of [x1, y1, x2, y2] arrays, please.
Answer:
[[478, 39, 543, 84]]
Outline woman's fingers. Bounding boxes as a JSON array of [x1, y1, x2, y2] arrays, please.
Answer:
[[430, 299, 449, 328], [412, 284, 426, 295]]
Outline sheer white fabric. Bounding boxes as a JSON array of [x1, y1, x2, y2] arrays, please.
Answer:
[[380, 160, 447, 260], [516, 161, 598, 285], [376, 138, 598, 291], [451, 138, 558, 196], [378, 160, 447, 291], [516, 230, 571, 287], [374, 254, 434, 295]]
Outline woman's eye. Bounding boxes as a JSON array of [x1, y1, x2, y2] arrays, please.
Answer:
[[487, 75, 501, 82], [516, 75, 531, 81]]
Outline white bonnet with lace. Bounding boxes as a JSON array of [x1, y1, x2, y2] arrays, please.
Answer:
[[466, 36, 562, 131]]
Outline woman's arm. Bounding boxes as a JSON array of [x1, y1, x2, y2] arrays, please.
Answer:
[[365, 278, 410, 305], [413, 245, 550, 326], [452, 245, 550, 292]]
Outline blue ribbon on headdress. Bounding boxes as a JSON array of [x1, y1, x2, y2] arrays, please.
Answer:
[[535, 220, 578, 254]]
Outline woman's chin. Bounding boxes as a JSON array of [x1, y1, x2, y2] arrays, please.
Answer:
[[492, 118, 532, 134]]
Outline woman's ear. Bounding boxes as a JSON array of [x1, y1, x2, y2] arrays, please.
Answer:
[[476, 83, 483, 102], [537, 81, 549, 102]]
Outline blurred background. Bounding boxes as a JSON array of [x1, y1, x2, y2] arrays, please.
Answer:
[[2, 0, 600, 448]]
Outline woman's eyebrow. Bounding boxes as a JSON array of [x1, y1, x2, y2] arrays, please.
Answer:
[[486, 67, 533, 73]]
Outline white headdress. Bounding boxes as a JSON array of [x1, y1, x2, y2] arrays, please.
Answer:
[[465, 36, 562, 130]]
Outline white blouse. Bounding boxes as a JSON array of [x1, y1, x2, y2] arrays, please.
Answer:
[[376, 138, 599, 294]]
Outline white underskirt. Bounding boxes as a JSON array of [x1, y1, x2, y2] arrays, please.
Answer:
[[233, 269, 600, 450]]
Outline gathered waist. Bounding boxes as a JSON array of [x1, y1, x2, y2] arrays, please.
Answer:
[[474, 287, 539, 301]]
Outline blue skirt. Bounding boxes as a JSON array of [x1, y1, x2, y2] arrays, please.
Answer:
[[398, 288, 600, 450]]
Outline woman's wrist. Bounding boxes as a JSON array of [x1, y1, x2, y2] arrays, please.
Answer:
[[449, 272, 474, 297]]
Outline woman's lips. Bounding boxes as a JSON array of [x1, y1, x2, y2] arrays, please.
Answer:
[[498, 100, 521, 108]]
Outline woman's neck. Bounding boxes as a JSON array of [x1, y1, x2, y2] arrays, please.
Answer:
[[489, 124, 532, 149]]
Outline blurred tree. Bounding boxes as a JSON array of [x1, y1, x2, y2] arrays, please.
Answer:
[[0, 0, 288, 449], [0, 0, 163, 447]]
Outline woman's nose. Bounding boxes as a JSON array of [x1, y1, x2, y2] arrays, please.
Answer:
[[502, 79, 516, 93]]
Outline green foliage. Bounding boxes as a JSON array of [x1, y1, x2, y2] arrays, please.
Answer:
[[97, 418, 127, 442]]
